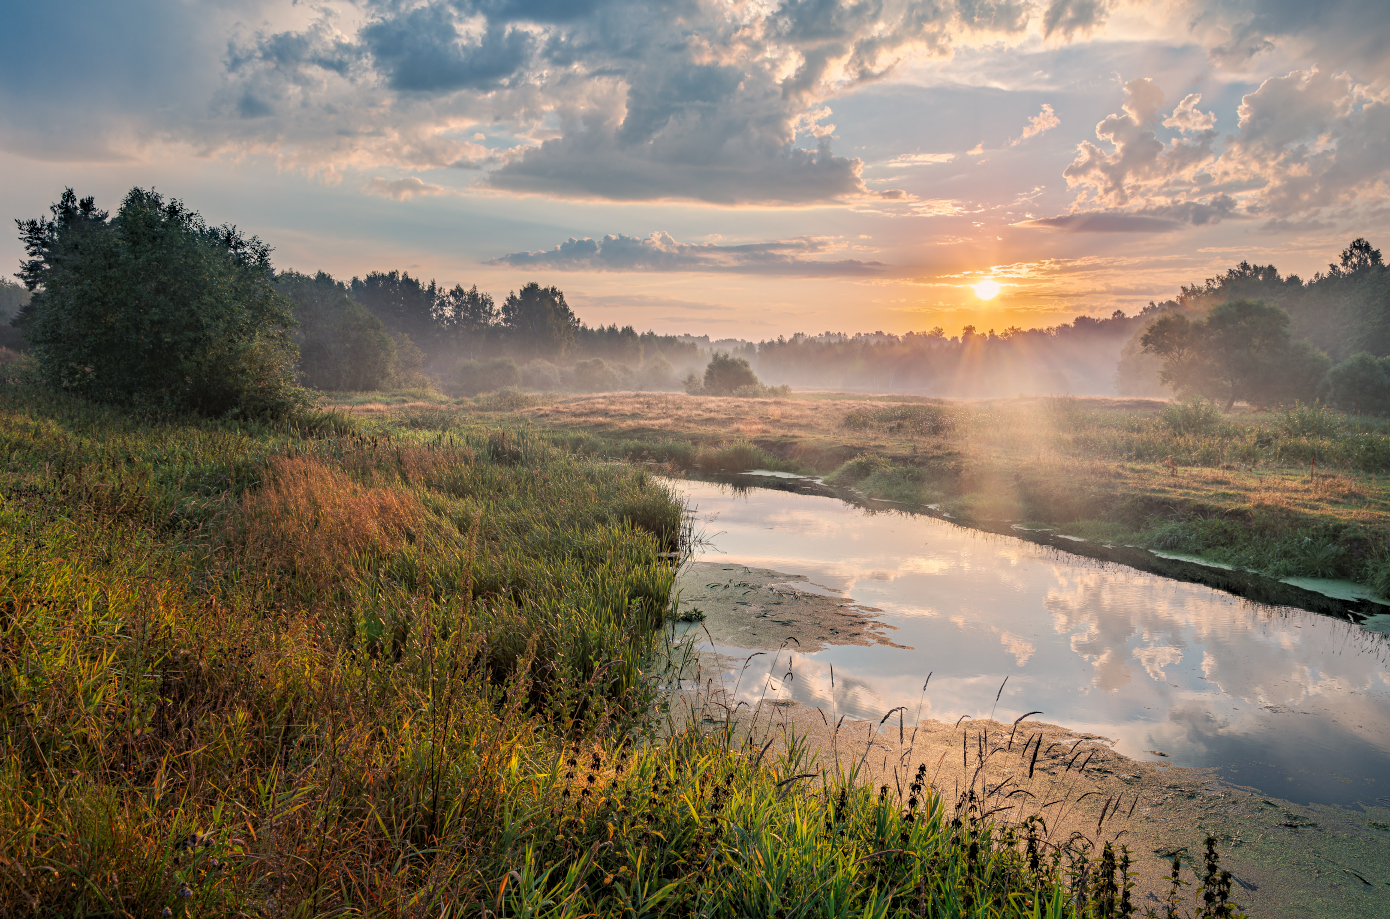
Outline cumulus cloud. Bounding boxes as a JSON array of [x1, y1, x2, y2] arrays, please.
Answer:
[[363, 176, 451, 200], [1039, 69, 1390, 228], [489, 232, 889, 276], [1007, 103, 1060, 146]]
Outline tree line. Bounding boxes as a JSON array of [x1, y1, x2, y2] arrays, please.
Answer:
[[1120, 239, 1390, 413], [8, 188, 703, 414]]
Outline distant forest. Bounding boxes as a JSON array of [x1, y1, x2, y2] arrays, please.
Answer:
[[7, 207, 1387, 408]]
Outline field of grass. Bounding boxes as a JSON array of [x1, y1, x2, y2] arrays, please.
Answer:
[[476, 391, 1390, 598], [0, 380, 1251, 917]]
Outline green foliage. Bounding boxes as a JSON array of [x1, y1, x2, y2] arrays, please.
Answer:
[[1321, 351, 1390, 415], [696, 440, 778, 472], [501, 282, 579, 358], [1276, 402, 1345, 438], [703, 351, 760, 395], [277, 270, 399, 391], [15, 188, 305, 418], [1158, 398, 1226, 436], [1142, 299, 1327, 409], [450, 356, 521, 396]]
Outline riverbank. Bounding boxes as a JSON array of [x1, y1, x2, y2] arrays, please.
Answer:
[[671, 562, 1390, 919], [478, 391, 1390, 607]]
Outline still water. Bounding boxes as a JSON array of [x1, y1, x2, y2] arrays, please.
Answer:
[[669, 476, 1390, 808]]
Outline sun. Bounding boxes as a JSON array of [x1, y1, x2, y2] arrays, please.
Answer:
[[971, 279, 1002, 301]]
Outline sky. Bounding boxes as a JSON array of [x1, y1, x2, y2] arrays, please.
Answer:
[[2, 0, 1388, 338]]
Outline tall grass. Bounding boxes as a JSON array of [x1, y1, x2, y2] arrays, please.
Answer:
[[0, 382, 1241, 916]]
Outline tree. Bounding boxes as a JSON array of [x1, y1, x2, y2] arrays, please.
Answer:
[[351, 270, 441, 351], [499, 283, 578, 358], [702, 351, 760, 395], [437, 283, 496, 357], [1141, 299, 1324, 409], [1321, 352, 1390, 415], [1327, 238, 1383, 278], [277, 271, 398, 391], [15, 187, 303, 417]]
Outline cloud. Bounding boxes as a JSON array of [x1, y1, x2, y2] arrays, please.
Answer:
[[489, 231, 889, 276], [1054, 69, 1390, 224], [888, 153, 957, 166], [1162, 93, 1216, 133], [1016, 198, 1237, 232], [363, 176, 451, 200], [1041, 0, 1112, 39], [1007, 103, 1059, 146], [359, 9, 532, 93]]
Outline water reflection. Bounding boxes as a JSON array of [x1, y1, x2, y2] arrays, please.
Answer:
[[671, 477, 1390, 807]]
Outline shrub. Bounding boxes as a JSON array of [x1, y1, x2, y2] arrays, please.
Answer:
[[520, 358, 562, 390], [1276, 401, 1344, 438], [15, 187, 306, 418], [572, 357, 630, 392], [450, 357, 521, 396], [702, 351, 759, 395], [1158, 397, 1224, 436], [1321, 351, 1390, 415]]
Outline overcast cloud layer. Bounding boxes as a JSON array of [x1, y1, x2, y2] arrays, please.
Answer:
[[2, 0, 1388, 333]]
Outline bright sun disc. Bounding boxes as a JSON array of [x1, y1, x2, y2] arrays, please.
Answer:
[[971, 279, 1002, 300]]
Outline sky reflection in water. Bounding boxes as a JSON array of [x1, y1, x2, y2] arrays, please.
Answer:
[[671, 478, 1390, 807]]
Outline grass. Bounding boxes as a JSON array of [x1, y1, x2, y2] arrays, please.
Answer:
[[1, 380, 1249, 916], [464, 391, 1390, 596]]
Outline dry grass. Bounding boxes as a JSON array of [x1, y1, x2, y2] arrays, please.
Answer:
[[232, 455, 430, 591]]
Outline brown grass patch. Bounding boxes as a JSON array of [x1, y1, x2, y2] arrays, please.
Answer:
[[232, 456, 428, 590]]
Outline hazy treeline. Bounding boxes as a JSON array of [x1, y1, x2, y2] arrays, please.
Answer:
[[1118, 239, 1390, 411], [746, 312, 1152, 396], [295, 269, 703, 394]]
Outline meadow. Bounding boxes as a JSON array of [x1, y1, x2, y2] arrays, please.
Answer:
[[484, 391, 1390, 599], [0, 378, 1254, 917]]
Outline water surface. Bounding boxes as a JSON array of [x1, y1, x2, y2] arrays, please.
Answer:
[[669, 476, 1390, 807]]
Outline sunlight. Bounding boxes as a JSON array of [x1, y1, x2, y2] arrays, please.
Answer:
[[970, 278, 1002, 300]]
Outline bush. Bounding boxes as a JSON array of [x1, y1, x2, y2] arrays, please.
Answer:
[[450, 357, 521, 396], [1321, 352, 1390, 415], [702, 351, 760, 395], [636, 352, 677, 390], [521, 358, 562, 390], [15, 187, 306, 418], [1158, 397, 1224, 435], [1276, 401, 1345, 438], [572, 357, 630, 392]]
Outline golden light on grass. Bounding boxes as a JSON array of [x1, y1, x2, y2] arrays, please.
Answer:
[[970, 278, 1002, 300]]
